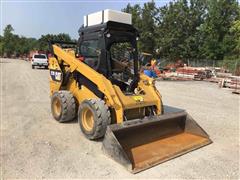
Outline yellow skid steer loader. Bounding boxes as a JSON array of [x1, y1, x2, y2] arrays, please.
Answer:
[[48, 19, 211, 173]]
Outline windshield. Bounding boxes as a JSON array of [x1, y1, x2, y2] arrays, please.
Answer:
[[34, 54, 46, 59]]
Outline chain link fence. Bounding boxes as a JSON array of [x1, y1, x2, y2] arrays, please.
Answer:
[[157, 58, 240, 75], [158, 58, 223, 68]]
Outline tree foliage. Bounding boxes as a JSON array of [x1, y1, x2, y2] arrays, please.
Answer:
[[123, 0, 239, 65], [1, 25, 73, 57], [38, 33, 72, 51], [200, 0, 239, 60], [123, 1, 159, 53], [2, 24, 16, 57]]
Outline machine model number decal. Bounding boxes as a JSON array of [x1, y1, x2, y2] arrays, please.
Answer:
[[50, 70, 62, 82], [133, 96, 144, 102]]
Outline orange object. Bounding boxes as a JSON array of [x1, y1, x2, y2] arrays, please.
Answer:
[[78, 56, 85, 61]]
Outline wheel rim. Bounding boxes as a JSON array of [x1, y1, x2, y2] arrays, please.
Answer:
[[82, 107, 94, 131], [53, 98, 61, 117]]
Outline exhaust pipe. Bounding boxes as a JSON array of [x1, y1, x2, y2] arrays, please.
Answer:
[[102, 110, 212, 173]]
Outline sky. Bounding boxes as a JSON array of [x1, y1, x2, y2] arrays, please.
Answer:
[[1, 0, 171, 39]]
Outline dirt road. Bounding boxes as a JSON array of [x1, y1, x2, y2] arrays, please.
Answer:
[[1, 58, 239, 178]]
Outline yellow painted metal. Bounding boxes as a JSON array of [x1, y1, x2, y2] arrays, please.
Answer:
[[138, 74, 163, 114], [81, 107, 94, 131], [67, 78, 98, 102], [49, 57, 62, 95], [52, 97, 61, 116], [49, 45, 163, 124]]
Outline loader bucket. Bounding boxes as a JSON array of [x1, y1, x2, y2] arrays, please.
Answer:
[[102, 110, 212, 173]]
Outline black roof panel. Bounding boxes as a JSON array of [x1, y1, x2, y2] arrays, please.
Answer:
[[78, 21, 138, 35]]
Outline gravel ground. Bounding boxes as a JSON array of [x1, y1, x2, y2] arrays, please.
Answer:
[[1, 58, 239, 179]]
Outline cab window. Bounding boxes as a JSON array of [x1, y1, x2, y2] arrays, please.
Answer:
[[80, 40, 100, 69], [110, 42, 134, 73]]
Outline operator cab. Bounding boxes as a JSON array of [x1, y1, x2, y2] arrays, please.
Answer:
[[77, 21, 139, 94]]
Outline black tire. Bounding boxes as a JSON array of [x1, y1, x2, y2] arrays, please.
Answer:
[[51, 91, 77, 122], [78, 99, 111, 140], [161, 99, 164, 114], [32, 65, 34, 69]]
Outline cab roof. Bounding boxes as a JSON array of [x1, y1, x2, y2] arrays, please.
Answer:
[[78, 21, 138, 36]]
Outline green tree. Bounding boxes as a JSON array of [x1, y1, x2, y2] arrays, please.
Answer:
[[3, 24, 15, 57], [182, 0, 207, 60], [15, 36, 37, 56], [156, 0, 192, 60], [123, 1, 158, 54], [200, 0, 239, 60], [37, 33, 72, 51], [222, 20, 240, 74], [140, 1, 158, 53], [1, 24, 73, 57], [230, 20, 240, 56], [0, 35, 3, 56]]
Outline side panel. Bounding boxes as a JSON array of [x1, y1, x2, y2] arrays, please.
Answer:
[[49, 57, 62, 95], [138, 74, 163, 115], [51, 45, 124, 123], [66, 78, 98, 103], [112, 74, 163, 115]]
